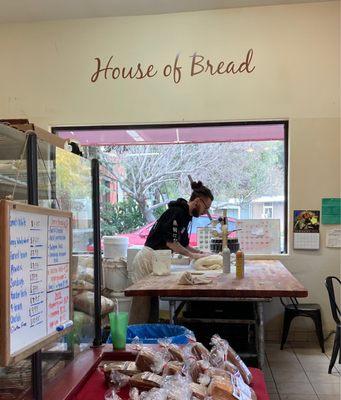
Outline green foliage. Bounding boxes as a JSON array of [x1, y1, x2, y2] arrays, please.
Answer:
[[101, 198, 145, 235], [56, 149, 92, 201]]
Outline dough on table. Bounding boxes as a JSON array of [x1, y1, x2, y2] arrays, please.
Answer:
[[194, 254, 223, 270]]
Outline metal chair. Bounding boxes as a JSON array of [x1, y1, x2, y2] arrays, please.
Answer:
[[280, 297, 325, 352], [325, 276, 341, 374]]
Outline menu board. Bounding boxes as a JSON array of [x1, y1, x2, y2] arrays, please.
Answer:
[[0, 200, 72, 366], [236, 219, 281, 254]]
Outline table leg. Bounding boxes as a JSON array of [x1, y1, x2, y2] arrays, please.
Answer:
[[169, 300, 176, 324], [149, 296, 159, 323], [257, 302, 265, 369]]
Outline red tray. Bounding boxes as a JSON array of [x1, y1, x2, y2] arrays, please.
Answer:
[[75, 366, 269, 400]]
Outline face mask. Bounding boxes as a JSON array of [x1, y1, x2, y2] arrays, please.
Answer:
[[192, 207, 200, 218]]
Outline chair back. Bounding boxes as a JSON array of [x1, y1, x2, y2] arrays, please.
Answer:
[[280, 297, 299, 309], [325, 276, 341, 325]]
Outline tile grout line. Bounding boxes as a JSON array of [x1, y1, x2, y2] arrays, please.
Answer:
[[265, 348, 281, 399], [291, 343, 322, 400]]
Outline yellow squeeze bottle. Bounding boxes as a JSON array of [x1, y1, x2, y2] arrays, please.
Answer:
[[236, 249, 244, 279]]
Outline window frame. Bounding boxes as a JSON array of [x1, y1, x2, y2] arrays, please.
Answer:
[[52, 120, 289, 254]]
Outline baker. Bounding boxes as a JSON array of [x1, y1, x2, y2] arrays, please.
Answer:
[[132, 180, 214, 283]]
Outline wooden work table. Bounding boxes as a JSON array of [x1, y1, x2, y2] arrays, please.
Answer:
[[125, 260, 308, 369], [125, 260, 308, 298]]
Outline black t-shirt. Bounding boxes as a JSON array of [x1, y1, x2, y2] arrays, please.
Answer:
[[145, 198, 192, 250]]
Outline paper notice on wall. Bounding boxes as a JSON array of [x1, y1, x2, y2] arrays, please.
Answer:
[[326, 229, 341, 248], [236, 219, 280, 254]]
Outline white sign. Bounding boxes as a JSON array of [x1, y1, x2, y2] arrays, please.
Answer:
[[9, 211, 48, 354], [9, 210, 70, 356], [326, 228, 341, 248]]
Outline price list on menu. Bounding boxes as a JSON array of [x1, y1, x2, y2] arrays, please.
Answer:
[[9, 211, 48, 354], [8, 209, 70, 356], [47, 216, 70, 334]]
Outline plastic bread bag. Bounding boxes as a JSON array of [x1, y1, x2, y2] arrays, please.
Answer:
[[191, 342, 210, 361], [104, 388, 123, 400], [189, 382, 209, 400], [157, 336, 172, 356], [135, 347, 165, 374], [230, 374, 257, 400], [190, 362, 256, 400], [205, 370, 256, 400], [209, 347, 241, 378], [208, 345, 225, 368], [130, 372, 164, 391], [198, 373, 211, 387], [102, 361, 140, 378], [223, 361, 243, 379], [210, 335, 252, 384], [162, 361, 185, 376], [139, 388, 168, 400], [208, 376, 253, 400], [129, 387, 140, 400], [188, 359, 211, 383], [131, 336, 144, 351], [107, 370, 130, 390], [162, 374, 192, 400], [158, 338, 184, 363]]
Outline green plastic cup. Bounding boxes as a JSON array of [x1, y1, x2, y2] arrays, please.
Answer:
[[109, 311, 129, 350]]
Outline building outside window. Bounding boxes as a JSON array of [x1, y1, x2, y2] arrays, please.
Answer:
[[263, 202, 274, 219]]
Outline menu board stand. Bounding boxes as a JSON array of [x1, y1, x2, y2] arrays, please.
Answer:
[[0, 200, 72, 369]]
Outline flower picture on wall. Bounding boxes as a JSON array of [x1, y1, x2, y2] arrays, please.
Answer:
[[294, 210, 320, 233]]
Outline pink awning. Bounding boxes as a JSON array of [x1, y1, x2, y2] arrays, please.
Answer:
[[55, 123, 285, 146]]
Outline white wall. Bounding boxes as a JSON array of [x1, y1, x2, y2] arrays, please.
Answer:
[[0, 1, 339, 337]]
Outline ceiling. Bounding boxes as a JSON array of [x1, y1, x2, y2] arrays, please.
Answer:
[[0, 0, 329, 23]]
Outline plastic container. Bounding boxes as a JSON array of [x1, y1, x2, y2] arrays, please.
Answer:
[[109, 311, 129, 350], [103, 236, 129, 260], [222, 247, 231, 274], [103, 258, 128, 291], [236, 249, 245, 279], [153, 250, 171, 276], [106, 291, 133, 314]]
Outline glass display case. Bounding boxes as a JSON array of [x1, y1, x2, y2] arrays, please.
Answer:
[[0, 124, 32, 399], [35, 139, 96, 384], [0, 124, 99, 399]]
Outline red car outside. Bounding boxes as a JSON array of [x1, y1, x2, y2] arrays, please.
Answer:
[[119, 215, 237, 247], [87, 216, 237, 251]]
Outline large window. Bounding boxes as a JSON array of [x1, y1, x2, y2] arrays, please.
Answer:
[[54, 122, 288, 254]]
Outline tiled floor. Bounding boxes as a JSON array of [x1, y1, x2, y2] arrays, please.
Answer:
[[264, 337, 340, 400]]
